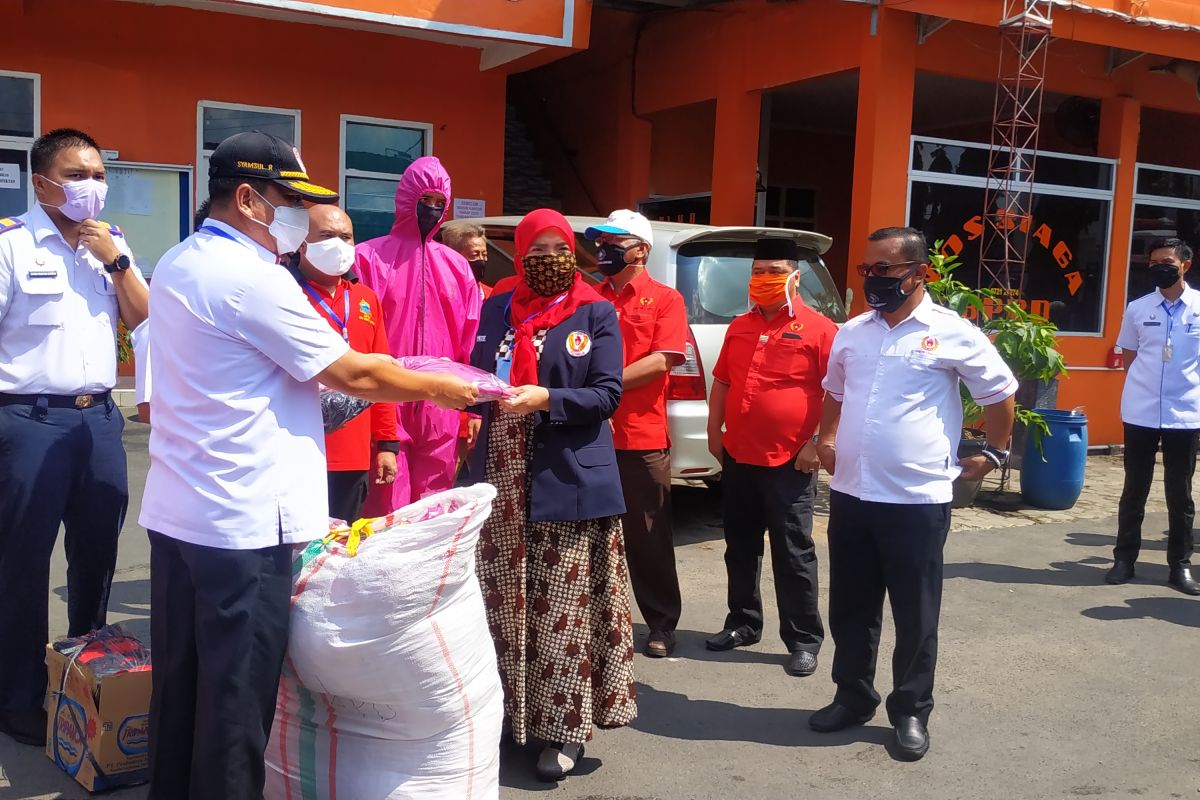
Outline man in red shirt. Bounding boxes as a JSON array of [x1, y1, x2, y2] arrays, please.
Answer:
[[292, 204, 399, 521], [589, 210, 687, 658], [705, 238, 837, 678]]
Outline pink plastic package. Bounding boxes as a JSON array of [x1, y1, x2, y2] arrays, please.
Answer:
[[398, 356, 514, 402]]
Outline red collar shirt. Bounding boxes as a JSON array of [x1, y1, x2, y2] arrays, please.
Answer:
[[600, 269, 688, 451], [712, 302, 838, 467], [302, 278, 398, 471]]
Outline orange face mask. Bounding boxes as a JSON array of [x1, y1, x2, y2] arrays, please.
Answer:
[[748, 272, 794, 309]]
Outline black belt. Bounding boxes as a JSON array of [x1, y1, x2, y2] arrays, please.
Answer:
[[0, 391, 111, 409]]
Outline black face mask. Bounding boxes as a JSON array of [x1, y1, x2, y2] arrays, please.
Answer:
[[468, 259, 487, 282], [596, 243, 632, 277], [1150, 262, 1181, 290], [863, 273, 914, 313], [416, 202, 444, 240]]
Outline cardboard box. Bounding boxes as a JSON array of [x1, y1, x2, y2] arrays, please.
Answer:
[[44, 644, 152, 793]]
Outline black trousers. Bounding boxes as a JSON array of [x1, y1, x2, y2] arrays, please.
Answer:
[[147, 532, 292, 800], [617, 448, 681, 634], [0, 398, 127, 713], [1115, 423, 1198, 568], [327, 469, 370, 523], [720, 454, 823, 653], [827, 490, 950, 725]]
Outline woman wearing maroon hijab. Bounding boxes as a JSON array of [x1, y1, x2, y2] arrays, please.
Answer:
[[468, 209, 637, 781]]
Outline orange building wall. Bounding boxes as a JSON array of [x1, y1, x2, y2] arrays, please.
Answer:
[[0, 0, 508, 215], [649, 102, 715, 198]]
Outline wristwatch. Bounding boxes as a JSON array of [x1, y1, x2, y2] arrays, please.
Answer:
[[981, 444, 1010, 469], [104, 254, 131, 274]]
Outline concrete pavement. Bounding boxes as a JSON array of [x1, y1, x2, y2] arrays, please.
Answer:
[[2, 426, 1198, 799]]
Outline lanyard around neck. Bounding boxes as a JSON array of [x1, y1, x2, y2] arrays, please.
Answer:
[[304, 282, 351, 341], [505, 291, 568, 329]]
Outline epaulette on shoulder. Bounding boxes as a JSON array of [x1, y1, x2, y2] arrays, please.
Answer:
[[0, 217, 26, 235], [100, 221, 124, 237]]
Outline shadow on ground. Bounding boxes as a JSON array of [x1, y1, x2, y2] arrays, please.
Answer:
[[1081, 597, 1200, 628], [51, 579, 151, 643], [944, 558, 1115, 587]]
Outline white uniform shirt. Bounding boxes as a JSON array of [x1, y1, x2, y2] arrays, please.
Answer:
[[138, 219, 350, 550], [130, 319, 150, 406], [0, 204, 145, 394], [822, 295, 1017, 505], [1116, 285, 1200, 430]]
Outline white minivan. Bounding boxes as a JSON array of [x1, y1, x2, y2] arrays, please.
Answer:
[[475, 216, 848, 485]]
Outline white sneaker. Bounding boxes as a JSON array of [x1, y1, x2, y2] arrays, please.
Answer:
[[535, 742, 585, 782]]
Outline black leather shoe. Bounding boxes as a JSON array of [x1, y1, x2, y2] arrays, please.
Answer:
[[893, 716, 929, 761], [0, 708, 47, 747], [808, 702, 874, 733], [705, 627, 761, 651], [1105, 560, 1135, 585], [1168, 566, 1200, 596], [785, 649, 817, 677]]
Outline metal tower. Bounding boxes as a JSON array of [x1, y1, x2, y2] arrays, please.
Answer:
[[978, 0, 1055, 296]]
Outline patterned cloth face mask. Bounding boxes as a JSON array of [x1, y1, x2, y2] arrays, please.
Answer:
[[521, 252, 578, 297]]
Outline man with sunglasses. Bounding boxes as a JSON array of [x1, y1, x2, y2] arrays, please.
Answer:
[[1107, 237, 1200, 595], [809, 227, 1015, 761]]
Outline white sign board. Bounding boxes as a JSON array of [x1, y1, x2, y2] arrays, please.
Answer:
[[453, 198, 486, 219], [0, 163, 19, 190]]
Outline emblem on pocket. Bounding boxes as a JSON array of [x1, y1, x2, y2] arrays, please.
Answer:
[[566, 331, 592, 357]]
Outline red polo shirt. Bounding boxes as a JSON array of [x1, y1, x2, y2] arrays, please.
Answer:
[[712, 301, 837, 467], [599, 269, 688, 451], [302, 277, 399, 472]]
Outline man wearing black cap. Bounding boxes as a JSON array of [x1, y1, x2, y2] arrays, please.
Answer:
[[704, 238, 837, 677], [139, 132, 478, 800]]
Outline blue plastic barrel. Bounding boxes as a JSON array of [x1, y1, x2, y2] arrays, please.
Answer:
[[1020, 408, 1087, 510]]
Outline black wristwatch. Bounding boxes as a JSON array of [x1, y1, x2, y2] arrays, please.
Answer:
[[104, 254, 131, 274], [981, 444, 1010, 469], [376, 441, 400, 454]]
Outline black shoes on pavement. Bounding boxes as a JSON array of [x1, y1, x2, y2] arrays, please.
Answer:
[[785, 649, 817, 677], [705, 626, 760, 651], [1168, 566, 1200, 596], [1106, 560, 1200, 595], [0, 708, 46, 747], [893, 716, 930, 761], [1105, 560, 1134, 584], [808, 702, 874, 733]]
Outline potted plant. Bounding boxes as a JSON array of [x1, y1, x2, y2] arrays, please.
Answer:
[[925, 242, 1064, 506]]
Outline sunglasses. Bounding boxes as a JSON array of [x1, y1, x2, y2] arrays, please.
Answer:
[[855, 260, 922, 278]]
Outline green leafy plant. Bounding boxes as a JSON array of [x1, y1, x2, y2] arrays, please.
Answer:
[[927, 241, 1067, 457], [117, 320, 132, 364]]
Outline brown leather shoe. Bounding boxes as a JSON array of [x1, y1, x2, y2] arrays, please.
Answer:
[[645, 630, 676, 658]]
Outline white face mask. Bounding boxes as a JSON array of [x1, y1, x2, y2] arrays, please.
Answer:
[[304, 237, 354, 276], [249, 189, 309, 255], [40, 176, 108, 222]]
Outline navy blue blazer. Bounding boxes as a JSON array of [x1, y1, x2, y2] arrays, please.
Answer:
[[468, 292, 626, 522]]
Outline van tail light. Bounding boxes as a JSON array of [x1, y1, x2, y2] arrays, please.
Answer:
[[668, 328, 707, 401]]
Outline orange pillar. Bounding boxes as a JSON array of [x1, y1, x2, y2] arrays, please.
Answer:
[[1097, 96, 1140, 348], [846, 8, 917, 313], [709, 20, 761, 226]]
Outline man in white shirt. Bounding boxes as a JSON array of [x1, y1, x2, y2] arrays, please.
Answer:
[[1107, 238, 1200, 595], [0, 128, 148, 747], [141, 132, 477, 800], [810, 227, 1016, 761]]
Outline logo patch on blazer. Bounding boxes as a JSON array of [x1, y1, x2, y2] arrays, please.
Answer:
[[566, 331, 592, 357]]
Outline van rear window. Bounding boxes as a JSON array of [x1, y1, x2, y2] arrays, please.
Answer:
[[673, 241, 847, 325]]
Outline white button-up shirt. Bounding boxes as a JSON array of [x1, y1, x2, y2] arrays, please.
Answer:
[[1116, 285, 1200, 430], [823, 295, 1017, 504], [130, 319, 150, 406], [0, 204, 145, 394], [139, 218, 350, 550]]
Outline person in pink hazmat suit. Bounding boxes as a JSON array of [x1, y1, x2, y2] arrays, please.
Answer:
[[354, 156, 482, 516]]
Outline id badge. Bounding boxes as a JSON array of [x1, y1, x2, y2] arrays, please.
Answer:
[[496, 356, 512, 383], [1163, 343, 1174, 362]]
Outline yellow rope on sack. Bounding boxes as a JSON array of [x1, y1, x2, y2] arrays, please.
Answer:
[[322, 517, 377, 557]]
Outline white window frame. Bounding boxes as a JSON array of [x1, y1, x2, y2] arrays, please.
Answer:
[[338, 114, 433, 202], [1125, 162, 1200, 306], [195, 100, 301, 203], [906, 135, 1117, 338], [0, 69, 40, 210]]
